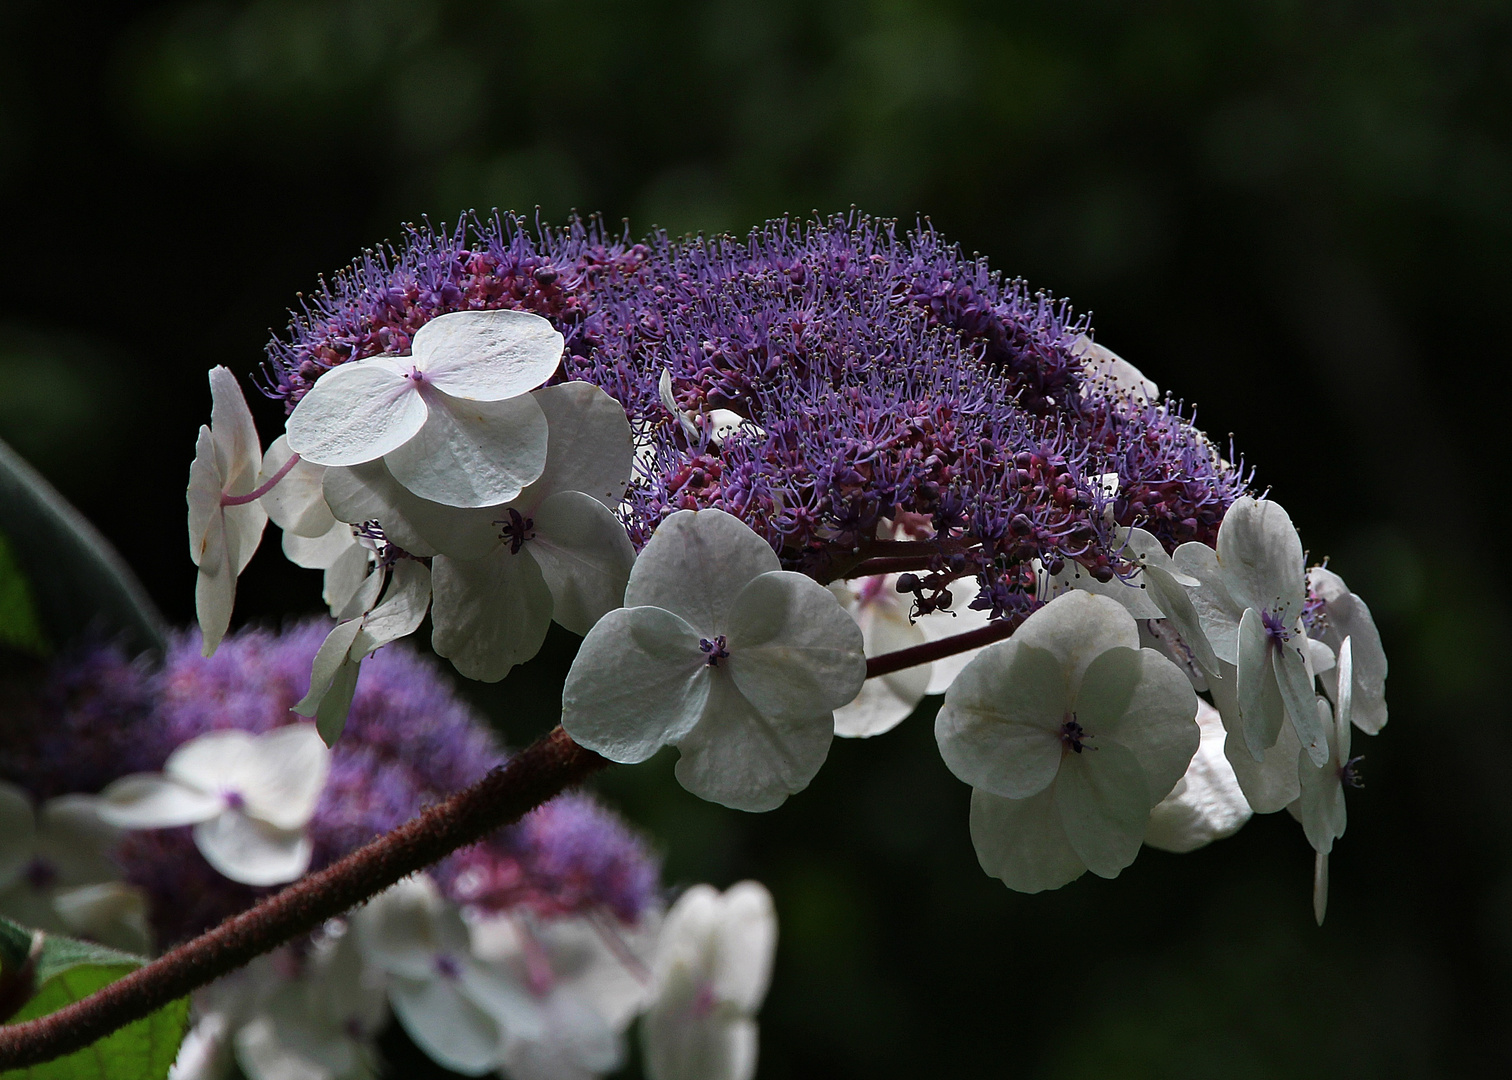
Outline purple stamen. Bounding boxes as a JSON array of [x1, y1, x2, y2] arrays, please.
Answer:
[[1261, 608, 1291, 646], [699, 636, 730, 666], [1340, 755, 1365, 789], [496, 508, 536, 554], [434, 954, 462, 980], [1059, 714, 1093, 754]]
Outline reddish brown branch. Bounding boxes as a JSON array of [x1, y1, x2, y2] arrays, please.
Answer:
[[865, 619, 1016, 679], [0, 726, 605, 1069]]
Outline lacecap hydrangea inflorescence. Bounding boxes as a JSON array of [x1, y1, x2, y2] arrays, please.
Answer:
[[183, 211, 1389, 931]]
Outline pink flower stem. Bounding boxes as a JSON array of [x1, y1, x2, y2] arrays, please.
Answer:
[[221, 453, 300, 507], [0, 727, 606, 1069]]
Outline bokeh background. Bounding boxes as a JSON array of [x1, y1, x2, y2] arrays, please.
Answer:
[[3, 1, 1510, 1075]]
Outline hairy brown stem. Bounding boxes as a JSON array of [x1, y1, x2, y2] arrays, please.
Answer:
[[865, 619, 1016, 679], [0, 726, 606, 1069]]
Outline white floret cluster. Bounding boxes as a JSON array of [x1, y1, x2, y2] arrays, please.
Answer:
[[169, 876, 777, 1080], [189, 314, 1388, 929]]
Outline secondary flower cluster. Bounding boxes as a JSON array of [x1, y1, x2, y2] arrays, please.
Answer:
[[3, 625, 781, 1080]]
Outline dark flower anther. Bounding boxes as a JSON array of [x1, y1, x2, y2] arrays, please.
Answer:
[[498, 507, 536, 554], [700, 636, 730, 666]]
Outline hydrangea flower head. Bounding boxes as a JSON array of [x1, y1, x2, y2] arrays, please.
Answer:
[[264, 213, 1250, 616]]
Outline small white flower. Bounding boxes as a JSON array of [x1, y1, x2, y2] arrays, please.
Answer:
[[294, 558, 433, 743], [1143, 698, 1252, 853], [170, 961, 280, 1080], [916, 593, 995, 696], [469, 913, 656, 1080], [827, 574, 930, 738], [285, 310, 561, 508], [1174, 496, 1328, 766], [187, 367, 268, 657], [1307, 566, 1388, 734], [1069, 335, 1159, 402], [0, 784, 150, 952], [351, 876, 539, 1077], [640, 882, 776, 1080], [235, 925, 388, 1080], [98, 724, 330, 887], [935, 591, 1199, 893], [562, 509, 867, 812]]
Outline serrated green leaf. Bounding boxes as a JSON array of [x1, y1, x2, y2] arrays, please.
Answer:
[[0, 530, 48, 656], [0, 920, 33, 975], [0, 923, 186, 1080], [0, 438, 165, 658]]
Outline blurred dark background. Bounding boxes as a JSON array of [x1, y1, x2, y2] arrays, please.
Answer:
[[3, 0, 1509, 1075]]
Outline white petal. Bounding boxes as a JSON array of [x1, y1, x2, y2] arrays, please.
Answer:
[[389, 976, 504, 1076], [1309, 568, 1389, 734], [188, 426, 222, 569], [1070, 335, 1159, 401], [1011, 591, 1139, 686], [0, 784, 36, 890], [1053, 741, 1150, 879], [323, 543, 373, 616], [1296, 698, 1347, 854], [934, 641, 1067, 799], [1236, 606, 1285, 759], [1209, 659, 1302, 812], [1052, 561, 1162, 620], [562, 607, 710, 763], [351, 559, 432, 657], [259, 436, 336, 538], [282, 521, 357, 570], [1141, 562, 1220, 675], [1276, 634, 1329, 767], [522, 382, 636, 508], [52, 882, 152, 955], [98, 773, 223, 829], [285, 357, 426, 467], [239, 724, 331, 831], [833, 679, 923, 739], [1173, 541, 1244, 666], [224, 500, 269, 577], [321, 461, 442, 557], [291, 619, 365, 718], [411, 309, 563, 401], [354, 876, 471, 978], [1215, 497, 1305, 616], [672, 673, 832, 812], [1075, 647, 1199, 805], [625, 510, 781, 635], [529, 491, 636, 635], [209, 366, 263, 496], [431, 547, 553, 682], [1305, 636, 1335, 676], [384, 390, 548, 509], [707, 881, 776, 1014], [36, 795, 124, 885], [968, 787, 1087, 894], [1313, 851, 1330, 926], [725, 571, 867, 719], [193, 812, 312, 886], [1144, 700, 1252, 853], [832, 588, 929, 737], [195, 515, 235, 658]]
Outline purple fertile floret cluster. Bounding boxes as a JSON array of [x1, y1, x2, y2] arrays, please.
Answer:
[[11, 625, 659, 946], [265, 212, 1250, 614]]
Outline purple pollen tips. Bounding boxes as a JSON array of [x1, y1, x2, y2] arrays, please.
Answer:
[[497, 508, 536, 554], [1261, 608, 1292, 645], [222, 789, 246, 811], [1341, 755, 1365, 789], [1059, 715, 1093, 754], [433, 953, 462, 980], [700, 636, 730, 666]]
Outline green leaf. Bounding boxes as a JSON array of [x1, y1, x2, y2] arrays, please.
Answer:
[[0, 528, 49, 656], [0, 919, 187, 1080], [0, 438, 165, 658]]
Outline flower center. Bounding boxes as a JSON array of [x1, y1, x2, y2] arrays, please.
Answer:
[[434, 954, 462, 981], [496, 508, 536, 554], [700, 636, 730, 666], [1059, 714, 1093, 754], [1261, 608, 1291, 646], [223, 789, 246, 811], [24, 857, 57, 891], [1340, 755, 1365, 789]]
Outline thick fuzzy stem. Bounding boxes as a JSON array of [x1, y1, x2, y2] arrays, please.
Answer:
[[0, 727, 605, 1069]]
